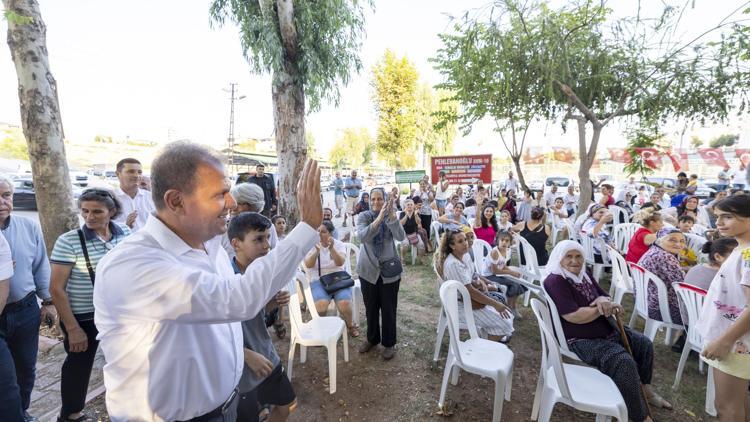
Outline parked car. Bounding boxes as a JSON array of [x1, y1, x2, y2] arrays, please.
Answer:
[[12, 178, 82, 210], [543, 175, 575, 195], [528, 180, 544, 194], [70, 170, 89, 187]]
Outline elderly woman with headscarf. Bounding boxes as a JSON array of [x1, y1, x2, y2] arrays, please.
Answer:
[[543, 241, 671, 422], [637, 228, 687, 328], [356, 188, 406, 360]]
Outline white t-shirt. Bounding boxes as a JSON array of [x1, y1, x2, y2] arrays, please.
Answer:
[[481, 247, 511, 277], [505, 178, 519, 192], [435, 180, 448, 200], [542, 191, 560, 208], [696, 248, 750, 355], [305, 239, 347, 278]]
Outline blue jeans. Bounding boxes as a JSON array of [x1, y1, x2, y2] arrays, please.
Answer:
[[0, 292, 40, 422]]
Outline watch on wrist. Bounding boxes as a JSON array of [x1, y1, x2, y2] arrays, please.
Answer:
[[41, 299, 54, 306]]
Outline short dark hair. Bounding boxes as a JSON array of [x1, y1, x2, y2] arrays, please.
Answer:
[[228, 212, 271, 241], [116, 158, 141, 173], [319, 220, 336, 234], [78, 188, 123, 219], [702, 237, 739, 264], [150, 141, 223, 210], [256, 163, 265, 168], [678, 214, 696, 224], [465, 198, 476, 207], [715, 194, 750, 218], [271, 215, 286, 224]]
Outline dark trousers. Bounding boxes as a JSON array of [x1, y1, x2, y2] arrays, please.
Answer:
[[0, 292, 40, 422], [360, 277, 400, 348], [570, 327, 653, 422], [59, 314, 99, 418]]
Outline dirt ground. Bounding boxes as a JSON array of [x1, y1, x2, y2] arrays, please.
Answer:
[[84, 260, 717, 422]]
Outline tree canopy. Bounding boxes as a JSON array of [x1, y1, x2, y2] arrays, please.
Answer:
[[328, 127, 376, 170], [209, 0, 372, 111]]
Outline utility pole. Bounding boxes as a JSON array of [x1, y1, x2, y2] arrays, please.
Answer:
[[225, 83, 238, 176]]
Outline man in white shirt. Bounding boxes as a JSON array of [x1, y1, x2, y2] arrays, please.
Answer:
[[94, 142, 322, 421], [112, 158, 156, 232], [656, 186, 671, 209], [542, 184, 560, 208], [563, 185, 579, 217], [504, 171, 519, 193]]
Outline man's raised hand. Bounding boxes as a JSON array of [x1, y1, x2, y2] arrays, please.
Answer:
[[298, 160, 323, 228]]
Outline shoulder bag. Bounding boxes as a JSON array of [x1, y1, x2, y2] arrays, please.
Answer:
[[76, 229, 95, 285], [318, 253, 354, 295]]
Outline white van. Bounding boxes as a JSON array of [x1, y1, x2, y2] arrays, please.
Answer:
[[543, 175, 575, 195]]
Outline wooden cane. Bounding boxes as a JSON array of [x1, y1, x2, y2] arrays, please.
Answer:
[[614, 314, 653, 418]]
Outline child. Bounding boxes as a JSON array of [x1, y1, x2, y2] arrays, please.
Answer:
[[229, 213, 296, 422], [678, 214, 695, 234], [697, 194, 750, 421], [687, 174, 699, 188], [498, 210, 513, 231], [481, 230, 527, 316], [272, 215, 287, 241]]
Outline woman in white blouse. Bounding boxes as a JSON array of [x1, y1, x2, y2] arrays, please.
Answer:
[[435, 230, 514, 341]]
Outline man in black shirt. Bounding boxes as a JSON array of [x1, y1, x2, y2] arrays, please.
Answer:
[[248, 164, 277, 217]]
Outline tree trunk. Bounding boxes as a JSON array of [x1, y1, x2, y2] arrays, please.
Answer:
[[576, 121, 605, 216], [4, 0, 78, 254], [511, 156, 529, 193], [272, 62, 307, 228]]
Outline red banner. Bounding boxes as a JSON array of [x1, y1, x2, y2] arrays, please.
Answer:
[[431, 154, 492, 184], [736, 149, 750, 167], [551, 147, 574, 163], [608, 148, 631, 163], [665, 150, 689, 172], [698, 148, 729, 168], [634, 148, 662, 169], [522, 147, 545, 164]]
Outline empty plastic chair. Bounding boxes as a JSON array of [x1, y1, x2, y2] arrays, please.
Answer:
[[438, 280, 514, 422]]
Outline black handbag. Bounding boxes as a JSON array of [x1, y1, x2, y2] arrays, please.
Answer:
[[380, 256, 403, 278], [318, 256, 354, 295]]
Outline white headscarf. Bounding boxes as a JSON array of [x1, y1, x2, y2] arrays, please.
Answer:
[[546, 240, 591, 285]]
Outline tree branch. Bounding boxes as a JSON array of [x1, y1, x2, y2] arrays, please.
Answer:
[[555, 80, 600, 125], [276, 0, 298, 59], [601, 90, 629, 127]]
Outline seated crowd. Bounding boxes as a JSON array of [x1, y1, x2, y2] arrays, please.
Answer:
[[2, 159, 750, 422]]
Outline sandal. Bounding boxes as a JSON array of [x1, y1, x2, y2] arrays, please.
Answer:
[[348, 324, 360, 338]]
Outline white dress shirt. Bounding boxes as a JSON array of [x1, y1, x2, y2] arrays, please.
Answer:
[[93, 215, 317, 421], [113, 187, 156, 232], [0, 231, 13, 280]]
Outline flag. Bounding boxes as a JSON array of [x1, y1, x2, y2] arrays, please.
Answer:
[[698, 148, 729, 167], [551, 147, 574, 163], [634, 148, 662, 169], [522, 147, 545, 164], [665, 150, 689, 172], [608, 148, 631, 163], [736, 149, 750, 167]]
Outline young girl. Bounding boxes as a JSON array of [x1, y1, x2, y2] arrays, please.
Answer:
[[271, 215, 287, 241], [482, 230, 527, 316], [697, 194, 750, 421], [498, 210, 513, 231]]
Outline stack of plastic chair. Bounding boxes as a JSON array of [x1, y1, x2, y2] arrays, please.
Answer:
[[606, 245, 634, 306], [612, 223, 640, 255]]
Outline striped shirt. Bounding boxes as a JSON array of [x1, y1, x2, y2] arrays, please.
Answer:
[[50, 222, 130, 314]]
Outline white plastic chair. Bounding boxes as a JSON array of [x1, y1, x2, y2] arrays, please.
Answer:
[[529, 299, 628, 422], [331, 242, 362, 327], [550, 213, 569, 246], [672, 283, 708, 389], [472, 238, 492, 275], [627, 263, 682, 344], [606, 245, 634, 306], [612, 223, 640, 254], [287, 274, 349, 394], [608, 205, 629, 225], [517, 236, 546, 306], [430, 221, 442, 251], [579, 234, 610, 281], [438, 280, 514, 422], [563, 219, 577, 242]]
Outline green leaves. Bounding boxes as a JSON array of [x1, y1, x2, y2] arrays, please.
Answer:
[[328, 127, 375, 170], [209, 0, 372, 111], [3, 9, 34, 25]]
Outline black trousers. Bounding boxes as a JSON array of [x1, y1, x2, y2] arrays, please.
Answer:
[[360, 277, 400, 348], [59, 314, 99, 418]]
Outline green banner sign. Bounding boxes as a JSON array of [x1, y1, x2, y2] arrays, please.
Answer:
[[395, 170, 426, 183]]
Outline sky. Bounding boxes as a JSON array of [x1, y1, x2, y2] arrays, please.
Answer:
[[0, 0, 748, 159]]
